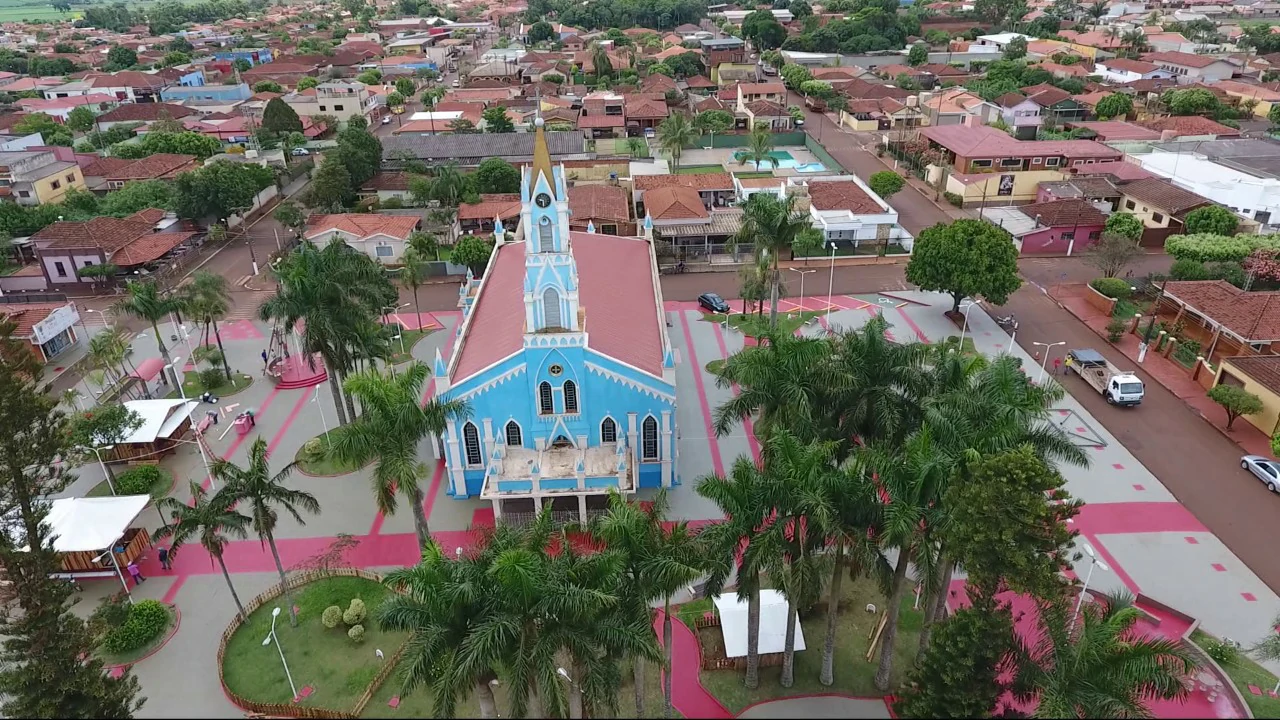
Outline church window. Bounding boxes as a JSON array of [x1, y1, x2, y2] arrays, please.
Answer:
[[601, 417, 617, 443], [463, 422, 482, 466], [538, 382, 553, 415], [641, 416, 659, 461], [504, 421, 522, 447], [543, 287, 562, 328], [563, 380, 578, 414], [539, 216, 554, 252]]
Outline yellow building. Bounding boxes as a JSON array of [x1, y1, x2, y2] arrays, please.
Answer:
[[943, 169, 1069, 206], [1213, 80, 1280, 119], [1215, 355, 1280, 440], [0, 150, 85, 206]]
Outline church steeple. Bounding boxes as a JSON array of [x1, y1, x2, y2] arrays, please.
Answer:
[[529, 117, 556, 196], [520, 117, 580, 333]]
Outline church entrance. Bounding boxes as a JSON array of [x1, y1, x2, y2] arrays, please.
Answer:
[[550, 435, 575, 449]]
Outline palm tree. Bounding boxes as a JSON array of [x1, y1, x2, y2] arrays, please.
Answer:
[[155, 482, 252, 620], [399, 246, 428, 335], [1087, 0, 1107, 20], [730, 193, 811, 327], [713, 331, 838, 445], [627, 137, 647, 158], [592, 490, 704, 718], [215, 437, 319, 628], [827, 315, 932, 454], [740, 124, 777, 171], [328, 362, 469, 549], [1012, 590, 1197, 717], [116, 280, 186, 388], [698, 455, 776, 689], [187, 271, 233, 381], [87, 327, 132, 391], [656, 113, 696, 173], [430, 163, 467, 207]]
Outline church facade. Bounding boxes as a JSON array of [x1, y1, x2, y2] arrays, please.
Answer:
[[434, 119, 678, 523]]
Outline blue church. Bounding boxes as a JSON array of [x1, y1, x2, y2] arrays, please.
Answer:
[[434, 119, 678, 523]]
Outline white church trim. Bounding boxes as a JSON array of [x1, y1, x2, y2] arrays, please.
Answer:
[[584, 361, 676, 402], [451, 363, 528, 401]]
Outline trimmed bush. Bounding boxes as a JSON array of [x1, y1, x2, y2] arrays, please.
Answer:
[[102, 599, 169, 654], [342, 598, 366, 627], [1206, 261, 1247, 288], [321, 605, 342, 629], [198, 367, 224, 392], [1106, 317, 1128, 343], [301, 438, 323, 461], [115, 465, 163, 496], [347, 624, 365, 643], [1169, 258, 1208, 280], [1165, 233, 1280, 264], [943, 191, 963, 207], [1089, 277, 1132, 300]]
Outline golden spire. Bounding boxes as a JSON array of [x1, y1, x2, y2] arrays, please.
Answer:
[[529, 117, 555, 195]]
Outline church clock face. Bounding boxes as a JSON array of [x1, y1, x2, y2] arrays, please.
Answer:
[[535, 193, 552, 208]]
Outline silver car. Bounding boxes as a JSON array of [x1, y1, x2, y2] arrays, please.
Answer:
[[1242, 455, 1280, 492]]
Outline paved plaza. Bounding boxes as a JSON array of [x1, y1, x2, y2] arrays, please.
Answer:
[[55, 290, 1280, 717]]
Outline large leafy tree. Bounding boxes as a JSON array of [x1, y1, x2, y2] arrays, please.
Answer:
[[1183, 205, 1239, 236], [894, 599, 1016, 718], [452, 234, 495, 276], [328, 362, 469, 549], [473, 158, 520, 194], [104, 45, 137, 71], [481, 106, 515, 133], [216, 437, 319, 628], [306, 157, 354, 210], [905, 218, 1022, 313], [261, 97, 304, 135], [156, 482, 253, 620], [333, 116, 383, 188], [174, 160, 276, 220], [1095, 93, 1133, 120], [66, 105, 96, 133]]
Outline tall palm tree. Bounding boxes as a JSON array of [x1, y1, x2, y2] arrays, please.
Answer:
[[1012, 590, 1197, 718], [87, 327, 133, 392], [730, 193, 811, 327], [187, 271, 233, 381], [740, 124, 778, 171], [430, 163, 467, 207], [115, 280, 186, 389], [656, 113, 695, 173], [713, 331, 838, 445], [698, 455, 776, 689], [328, 362, 469, 549], [215, 437, 319, 628], [155, 482, 252, 620], [827, 316, 932, 454], [593, 490, 704, 719], [1087, 0, 1107, 20], [399, 246, 428, 337]]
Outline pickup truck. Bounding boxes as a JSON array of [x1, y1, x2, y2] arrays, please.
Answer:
[[1065, 348, 1145, 406]]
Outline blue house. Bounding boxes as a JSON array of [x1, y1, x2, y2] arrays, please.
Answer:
[[160, 83, 251, 103], [212, 48, 273, 67], [173, 68, 206, 87], [436, 119, 677, 523]]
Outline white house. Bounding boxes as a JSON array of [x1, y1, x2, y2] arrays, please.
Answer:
[[304, 213, 422, 264], [793, 176, 913, 253], [1095, 58, 1174, 84], [974, 32, 1033, 51], [1133, 149, 1280, 229], [1143, 51, 1239, 84]]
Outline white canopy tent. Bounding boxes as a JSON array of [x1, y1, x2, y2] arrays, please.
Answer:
[[9, 495, 151, 553], [121, 399, 198, 445], [712, 590, 806, 659]]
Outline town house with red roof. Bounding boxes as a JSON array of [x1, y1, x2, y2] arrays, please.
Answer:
[[31, 209, 199, 292], [434, 120, 677, 522], [304, 213, 422, 264]]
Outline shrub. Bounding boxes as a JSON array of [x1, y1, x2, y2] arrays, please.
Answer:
[[1089, 277, 1132, 299], [89, 592, 132, 642], [1204, 638, 1239, 665], [1271, 432, 1280, 458], [1165, 233, 1280, 263], [301, 437, 324, 461], [102, 599, 169, 654], [342, 598, 366, 626], [381, 196, 404, 209], [1172, 339, 1201, 366], [115, 465, 163, 495], [943, 191, 963, 207], [1169, 258, 1208, 280], [1206, 261, 1246, 288], [198, 367, 224, 392], [1207, 384, 1265, 430], [1106, 317, 1128, 343], [347, 624, 365, 643], [321, 605, 343, 629]]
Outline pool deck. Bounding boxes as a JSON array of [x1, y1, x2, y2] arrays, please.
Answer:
[[678, 146, 833, 175]]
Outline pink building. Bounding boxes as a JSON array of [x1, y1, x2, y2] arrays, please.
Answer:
[[982, 199, 1108, 256]]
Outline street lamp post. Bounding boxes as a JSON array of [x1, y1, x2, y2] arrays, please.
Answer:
[[93, 547, 133, 604], [165, 356, 217, 489], [83, 445, 117, 494], [1032, 341, 1067, 383], [312, 385, 330, 449], [1072, 544, 1111, 627], [825, 243, 836, 324], [788, 268, 816, 316], [956, 300, 976, 352], [262, 607, 299, 701]]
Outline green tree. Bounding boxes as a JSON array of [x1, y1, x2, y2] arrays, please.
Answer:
[[592, 44, 615, 78], [1207, 384, 1264, 430], [174, 160, 276, 219], [156, 483, 252, 619], [656, 112, 696, 173], [692, 109, 734, 144], [333, 116, 383, 188], [1012, 591, 1197, 717], [473, 158, 520, 194], [233, 58, 251, 73], [272, 201, 305, 236], [742, 9, 786, 49], [65, 105, 95, 133], [894, 600, 1015, 718], [481, 105, 515, 133], [329, 363, 469, 549], [399, 245, 429, 327], [0, 358, 145, 719], [104, 45, 137, 71], [386, 92, 406, 108], [868, 170, 905, 200], [451, 233, 495, 275], [306, 157, 354, 210], [1004, 35, 1027, 59], [448, 118, 478, 134], [217, 437, 319, 627], [98, 179, 175, 216], [1166, 87, 1218, 116], [740, 123, 777, 171], [1095, 93, 1133, 120], [1104, 212, 1144, 242], [296, 76, 319, 91], [253, 80, 284, 94], [905, 219, 1022, 313], [186, 271, 234, 380], [115, 280, 186, 388], [394, 77, 416, 98], [160, 51, 191, 67], [527, 19, 556, 44], [713, 331, 838, 442], [1184, 205, 1240, 236], [907, 43, 928, 66], [261, 97, 304, 135], [65, 404, 142, 490], [781, 64, 812, 90]]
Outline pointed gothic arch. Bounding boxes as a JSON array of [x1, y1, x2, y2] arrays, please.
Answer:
[[538, 381, 553, 415], [543, 286, 562, 329], [538, 215, 554, 252], [600, 416, 618, 444], [463, 422, 482, 466], [563, 380, 578, 414], [504, 420, 522, 447], [641, 416, 659, 461]]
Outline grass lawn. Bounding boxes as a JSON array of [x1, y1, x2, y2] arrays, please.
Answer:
[[696, 575, 923, 714], [295, 432, 367, 476], [702, 311, 825, 338], [86, 466, 175, 500], [222, 576, 408, 711], [362, 656, 674, 718], [97, 604, 177, 667], [676, 166, 727, 175], [676, 597, 714, 629], [166, 371, 254, 400], [386, 328, 435, 365], [1190, 629, 1280, 719]]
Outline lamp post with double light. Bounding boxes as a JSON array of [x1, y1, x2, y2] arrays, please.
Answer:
[[262, 607, 299, 701]]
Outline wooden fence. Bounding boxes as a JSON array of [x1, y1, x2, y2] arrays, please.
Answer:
[[692, 613, 785, 671], [217, 568, 407, 720]]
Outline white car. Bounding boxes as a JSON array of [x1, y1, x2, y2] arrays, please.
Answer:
[[451, 79, 460, 87], [289, 147, 310, 156], [1242, 455, 1280, 492], [381, 115, 392, 125], [644, 127, 655, 139]]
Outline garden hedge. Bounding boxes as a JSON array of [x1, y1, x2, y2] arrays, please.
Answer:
[[1089, 277, 1132, 299], [1165, 233, 1280, 264], [103, 599, 169, 654], [115, 465, 163, 496]]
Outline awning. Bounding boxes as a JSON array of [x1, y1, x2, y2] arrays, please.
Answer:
[[10, 495, 149, 553], [121, 398, 197, 444], [712, 589, 805, 658]]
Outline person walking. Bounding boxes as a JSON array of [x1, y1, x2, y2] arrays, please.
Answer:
[[1064, 355, 1074, 375], [127, 562, 145, 585], [1053, 356, 1062, 375], [261, 349, 269, 376], [158, 547, 171, 571]]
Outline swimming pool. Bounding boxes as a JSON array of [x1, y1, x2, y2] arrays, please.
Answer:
[[733, 150, 827, 173]]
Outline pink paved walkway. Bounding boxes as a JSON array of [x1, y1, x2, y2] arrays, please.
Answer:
[[654, 609, 733, 719]]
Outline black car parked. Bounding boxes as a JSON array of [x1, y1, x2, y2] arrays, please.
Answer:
[[698, 292, 731, 314]]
